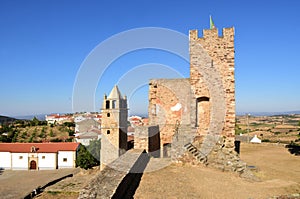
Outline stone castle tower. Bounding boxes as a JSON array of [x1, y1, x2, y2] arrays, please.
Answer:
[[100, 85, 128, 167], [145, 24, 237, 166], [189, 27, 235, 140]]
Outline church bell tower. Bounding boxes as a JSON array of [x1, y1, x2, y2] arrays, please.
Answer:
[[100, 85, 128, 168]]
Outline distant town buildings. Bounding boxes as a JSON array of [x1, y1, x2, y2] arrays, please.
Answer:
[[74, 112, 102, 146], [44, 111, 148, 148], [45, 114, 73, 124]]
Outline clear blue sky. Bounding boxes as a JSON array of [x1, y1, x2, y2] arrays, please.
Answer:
[[0, 0, 299, 117]]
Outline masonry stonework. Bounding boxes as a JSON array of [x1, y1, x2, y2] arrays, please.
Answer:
[[145, 26, 243, 174], [190, 28, 235, 139], [100, 86, 128, 169]]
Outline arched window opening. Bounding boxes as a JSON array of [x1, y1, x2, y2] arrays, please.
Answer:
[[112, 100, 116, 109], [106, 100, 110, 109]]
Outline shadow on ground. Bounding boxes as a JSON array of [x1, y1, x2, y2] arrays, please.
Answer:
[[286, 143, 300, 155], [112, 150, 150, 199]]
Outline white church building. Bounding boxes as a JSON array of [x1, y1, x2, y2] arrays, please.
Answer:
[[0, 143, 80, 170]]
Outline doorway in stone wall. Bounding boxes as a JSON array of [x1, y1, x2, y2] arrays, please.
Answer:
[[196, 97, 210, 131], [163, 143, 171, 158], [30, 160, 37, 170]]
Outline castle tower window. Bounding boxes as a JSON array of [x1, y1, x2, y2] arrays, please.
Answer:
[[107, 130, 110, 134], [107, 113, 110, 117]]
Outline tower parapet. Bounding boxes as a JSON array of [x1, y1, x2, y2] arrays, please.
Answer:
[[190, 27, 234, 41]]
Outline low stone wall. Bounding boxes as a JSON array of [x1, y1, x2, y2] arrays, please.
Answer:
[[134, 126, 160, 158], [78, 149, 149, 199]]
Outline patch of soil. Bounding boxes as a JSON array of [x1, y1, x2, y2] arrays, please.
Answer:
[[134, 143, 300, 199]]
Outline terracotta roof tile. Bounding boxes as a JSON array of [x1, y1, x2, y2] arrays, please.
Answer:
[[0, 143, 80, 153]]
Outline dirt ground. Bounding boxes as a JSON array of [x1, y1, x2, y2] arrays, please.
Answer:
[[37, 143, 299, 199], [35, 167, 101, 199], [135, 143, 300, 199], [0, 168, 78, 199]]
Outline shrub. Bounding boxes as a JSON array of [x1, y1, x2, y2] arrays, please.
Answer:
[[76, 144, 100, 169], [50, 138, 63, 142], [49, 129, 55, 137]]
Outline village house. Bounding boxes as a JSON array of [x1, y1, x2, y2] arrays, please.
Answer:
[[74, 113, 102, 146], [75, 129, 101, 146], [0, 143, 80, 170], [45, 114, 73, 125]]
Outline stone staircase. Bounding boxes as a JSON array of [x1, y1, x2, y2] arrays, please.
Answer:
[[170, 124, 195, 161], [184, 143, 207, 164]]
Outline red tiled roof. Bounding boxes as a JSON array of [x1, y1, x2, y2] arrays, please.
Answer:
[[127, 135, 134, 142], [0, 143, 80, 153], [130, 118, 140, 121]]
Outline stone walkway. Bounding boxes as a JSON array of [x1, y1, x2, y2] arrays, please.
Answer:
[[144, 157, 171, 173]]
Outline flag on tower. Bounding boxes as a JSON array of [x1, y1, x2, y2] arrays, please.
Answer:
[[210, 15, 215, 29]]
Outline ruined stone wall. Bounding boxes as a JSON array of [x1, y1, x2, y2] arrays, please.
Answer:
[[148, 79, 192, 147], [134, 126, 149, 151], [144, 26, 236, 163], [189, 28, 235, 140], [134, 126, 160, 158]]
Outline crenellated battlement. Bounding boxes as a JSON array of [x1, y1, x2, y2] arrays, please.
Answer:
[[189, 27, 234, 41]]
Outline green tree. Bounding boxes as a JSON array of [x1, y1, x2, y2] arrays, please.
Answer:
[[87, 139, 101, 162], [68, 130, 75, 136], [12, 130, 19, 142], [0, 124, 12, 134], [28, 134, 35, 143], [49, 129, 55, 137], [63, 122, 75, 128], [31, 117, 40, 126], [76, 144, 99, 169], [38, 127, 46, 138], [21, 131, 28, 139]]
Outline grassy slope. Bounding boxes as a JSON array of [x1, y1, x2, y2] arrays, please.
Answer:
[[8, 125, 74, 143]]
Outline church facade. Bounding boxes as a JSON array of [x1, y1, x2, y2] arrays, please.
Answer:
[[0, 143, 79, 170]]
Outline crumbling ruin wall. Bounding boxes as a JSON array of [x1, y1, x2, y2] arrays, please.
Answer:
[[138, 26, 240, 175], [148, 79, 193, 157], [134, 126, 160, 157]]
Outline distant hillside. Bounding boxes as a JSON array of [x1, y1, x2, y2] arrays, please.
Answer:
[[237, 111, 300, 116], [0, 115, 17, 124], [14, 114, 46, 121]]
